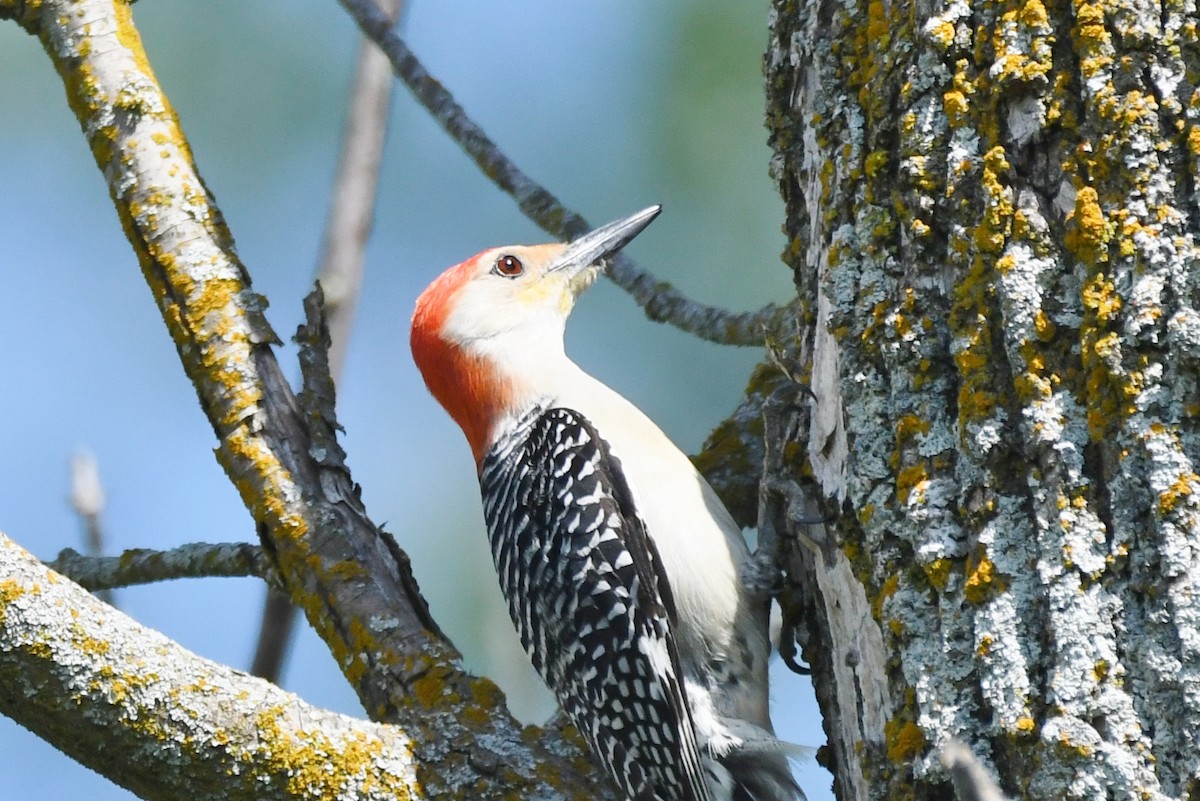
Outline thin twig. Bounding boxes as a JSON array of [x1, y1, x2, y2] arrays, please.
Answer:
[[69, 450, 115, 605], [250, 0, 405, 686], [335, 0, 788, 347], [316, 0, 405, 374], [47, 542, 278, 592]]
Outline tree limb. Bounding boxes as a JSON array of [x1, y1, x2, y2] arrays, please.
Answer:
[[48, 541, 276, 591], [1, 532, 420, 801], [0, 2, 609, 797], [335, 0, 788, 347], [250, 0, 406, 686], [3, 0, 450, 711]]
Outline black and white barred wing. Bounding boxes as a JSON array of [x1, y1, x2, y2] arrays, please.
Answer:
[[480, 407, 712, 801]]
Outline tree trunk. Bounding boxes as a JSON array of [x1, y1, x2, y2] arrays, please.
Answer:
[[765, 0, 1200, 798]]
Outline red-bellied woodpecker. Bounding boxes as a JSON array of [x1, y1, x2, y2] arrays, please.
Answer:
[[410, 206, 803, 801]]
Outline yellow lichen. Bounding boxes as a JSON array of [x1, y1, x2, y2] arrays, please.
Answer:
[[1014, 716, 1037, 735], [1034, 309, 1056, 341], [923, 558, 952, 591], [964, 555, 1003, 603], [874, 574, 901, 621], [975, 147, 1014, 253], [1056, 726, 1094, 757], [865, 150, 890, 178], [958, 388, 998, 422], [1067, 187, 1111, 265], [469, 676, 507, 713], [896, 414, 931, 443], [943, 89, 970, 126], [1073, 0, 1113, 78], [885, 718, 927, 763], [928, 19, 955, 49], [0, 578, 25, 625], [1021, 0, 1049, 26], [866, 0, 891, 54], [897, 463, 930, 506], [1014, 368, 1053, 402], [411, 668, 456, 710], [248, 707, 404, 798], [1158, 472, 1200, 515]]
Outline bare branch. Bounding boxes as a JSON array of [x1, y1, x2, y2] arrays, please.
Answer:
[[250, 0, 405, 686], [47, 541, 277, 591], [316, 0, 404, 376], [69, 451, 106, 523], [69, 450, 114, 605], [335, 0, 788, 346]]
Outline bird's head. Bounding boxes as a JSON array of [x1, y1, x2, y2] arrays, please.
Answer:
[[411, 205, 661, 465]]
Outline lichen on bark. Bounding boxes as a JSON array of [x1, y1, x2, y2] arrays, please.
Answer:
[[766, 0, 1200, 796]]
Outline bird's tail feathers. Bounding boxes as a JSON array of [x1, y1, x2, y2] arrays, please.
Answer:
[[701, 718, 811, 801], [721, 747, 806, 801]]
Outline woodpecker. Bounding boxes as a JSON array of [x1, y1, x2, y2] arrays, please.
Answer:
[[411, 207, 803, 801]]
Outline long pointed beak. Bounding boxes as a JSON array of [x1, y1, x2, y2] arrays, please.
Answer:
[[548, 205, 662, 277]]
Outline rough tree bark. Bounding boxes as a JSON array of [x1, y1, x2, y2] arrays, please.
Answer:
[[17, 0, 1200, 798], [0, 0, 815, 799], [765, 0, 1200, 798]]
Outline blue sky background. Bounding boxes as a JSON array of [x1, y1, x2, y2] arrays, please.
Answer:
[[0, 2, 830, 798]]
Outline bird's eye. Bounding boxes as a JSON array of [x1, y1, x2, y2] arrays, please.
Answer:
[[493, 254, 525, 278]]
